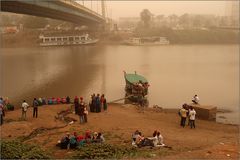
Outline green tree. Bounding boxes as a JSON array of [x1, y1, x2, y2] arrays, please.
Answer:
[[179, 13, 190, 27], [140, 9, 152, 28]]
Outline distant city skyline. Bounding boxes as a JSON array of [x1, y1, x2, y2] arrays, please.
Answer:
[[77, 1, 228, 20]]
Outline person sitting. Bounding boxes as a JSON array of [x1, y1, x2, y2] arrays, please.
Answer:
[[61, 97, 67, 104], [156, 131, 165, 146], [96, 132, 105, 143], [42, 98, 47, 105], [48, 98, 53, 105], [52, 97, 57, 104], [148, 131, 165, 147], [84, 130, 92, 143], [92, 132, 98, 143], [38, 97, 43, 106], [57, 133, 70, 149], [192, 95, 200, 104], [135, 132, 147, 148], [132, 130, 140, 147], [69, 132, 78, 149], [66, 96, 71, 104], [57, 97, 61, 104]]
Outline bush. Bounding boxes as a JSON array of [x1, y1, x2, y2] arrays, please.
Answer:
[[6, 104, 14, 111], [1, 140, 51, 159], [72, 143, 137, 159]]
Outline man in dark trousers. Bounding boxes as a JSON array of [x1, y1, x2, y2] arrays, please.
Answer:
[[33, 98, 39, 118]]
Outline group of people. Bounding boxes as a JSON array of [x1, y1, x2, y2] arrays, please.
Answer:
[[179, 103, 197, 129], [57, 131, 105, 149], [20, 96, 72, 120], [89, 94, 107, 113], [31, 96, 71, 106], [131, 130, 166, 148], [73, 96, 88, 124]]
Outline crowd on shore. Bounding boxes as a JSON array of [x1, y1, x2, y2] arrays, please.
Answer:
[[0, 94, 200, 152], [57, 130, 105, 149], [0, 94, 108, 125]]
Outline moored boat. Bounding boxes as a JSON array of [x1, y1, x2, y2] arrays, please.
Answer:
[[124, 71, 149, 104], [39, 34, 98, 46], [123, 37, 170, 46]]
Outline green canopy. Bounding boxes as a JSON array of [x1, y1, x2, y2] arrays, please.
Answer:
[[125, 73, 148, 84]]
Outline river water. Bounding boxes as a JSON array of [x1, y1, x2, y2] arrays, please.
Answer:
[[0, 44, 239, 124]]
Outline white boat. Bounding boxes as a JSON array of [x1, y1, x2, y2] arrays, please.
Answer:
[[39, 34, 98, 46], [123, 37, 170, 45]]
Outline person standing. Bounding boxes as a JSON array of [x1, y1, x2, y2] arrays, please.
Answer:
[[179, 104, 188, 128], [21, 100, 29, 120], [92, 94, 96, 112], [192, 95, 200, 104], [74, 96, 79, 114], [0, 97, 4, 106], [102, 95, 108, 111], [100, 94, 104, 111], [189, 106, 196, 129], [0, 103, 5, 125], [83, 105, 88, 123], [32, 98, 39, 118], [96, 94, 101, 113], [66, 96, 71, 104], [79, 98, 85, 124]]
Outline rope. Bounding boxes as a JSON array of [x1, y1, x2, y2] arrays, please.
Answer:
[[107, 95, 133, 103]]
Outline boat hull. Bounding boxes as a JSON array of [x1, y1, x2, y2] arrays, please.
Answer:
[[124, 72, 149, 104], [40, 39, 99, 46]]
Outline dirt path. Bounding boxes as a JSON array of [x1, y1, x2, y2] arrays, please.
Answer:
[[1, 104, 239, 159]]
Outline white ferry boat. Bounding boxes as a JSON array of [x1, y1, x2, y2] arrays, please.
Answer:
[[39, 34, 98, 46], [123, 37, 170, 45]]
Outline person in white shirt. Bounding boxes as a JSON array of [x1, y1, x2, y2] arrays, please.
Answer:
[[148, 130, 166, 147], [192, 95, 200, 104], [21, 100, 29, 120], [189, 106, 196, 129]]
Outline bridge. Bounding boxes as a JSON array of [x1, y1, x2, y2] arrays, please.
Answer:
[[0, 0, 106, 26]]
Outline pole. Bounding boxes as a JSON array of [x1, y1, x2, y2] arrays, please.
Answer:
[[101, 0, 105, 19]]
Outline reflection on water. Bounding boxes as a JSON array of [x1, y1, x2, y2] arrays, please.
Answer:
[[0, 44, 239, 124]]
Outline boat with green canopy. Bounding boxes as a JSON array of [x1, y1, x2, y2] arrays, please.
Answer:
[[124, 71, 149, 103]]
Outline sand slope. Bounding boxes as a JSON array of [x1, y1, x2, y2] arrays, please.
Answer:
[[1, 104, 239, 159]]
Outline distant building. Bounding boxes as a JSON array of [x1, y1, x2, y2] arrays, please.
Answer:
[[118, 17, 140, 29], [225, 1, 239, 27], [3, 26, 19, 34]]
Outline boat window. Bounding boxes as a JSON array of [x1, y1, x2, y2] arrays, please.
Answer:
[[57, 38, 62, 41], [69, 37, 74, 41], [63, 37, 68, 41], [45, 38, 49, 42], [81, 37, 86, 40], [75, 37, 79, 40], [51, 38, 55, 41]]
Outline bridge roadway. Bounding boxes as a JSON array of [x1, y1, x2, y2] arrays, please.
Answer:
[[1, 0, 105, 25]]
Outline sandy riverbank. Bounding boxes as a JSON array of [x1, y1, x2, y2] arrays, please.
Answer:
[[1, 103, 239, 159]]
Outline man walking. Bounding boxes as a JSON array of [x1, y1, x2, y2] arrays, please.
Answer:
[[33, 98, 39, 118], [189, 106, 196, 129], [21, 100, 29, 120]]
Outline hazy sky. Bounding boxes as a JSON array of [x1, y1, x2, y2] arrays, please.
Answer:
[[78, 1, 227, 19]]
